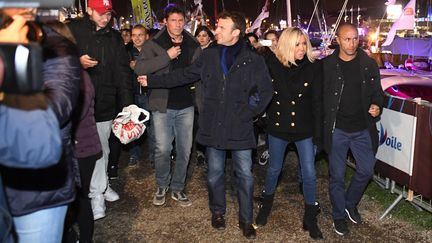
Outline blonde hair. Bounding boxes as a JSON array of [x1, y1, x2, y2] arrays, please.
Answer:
[[275, 27, 314, 67]]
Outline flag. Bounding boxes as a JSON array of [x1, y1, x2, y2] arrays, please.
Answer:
[[382, 0, 416, 46], [375, 26, 380, 48], [131, 0, 153, 28], [142, 0, 153, 29], [249, 0, 270, 34]]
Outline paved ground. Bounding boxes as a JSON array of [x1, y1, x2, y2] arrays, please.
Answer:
[[93, 147, 432, 242]]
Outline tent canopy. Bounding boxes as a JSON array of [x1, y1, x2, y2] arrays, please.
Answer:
[[381, 37, 432, 57]]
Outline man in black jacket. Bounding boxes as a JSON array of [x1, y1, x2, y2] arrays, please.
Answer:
[[322, 23, 384, 236], [134, 4, 201, 208], [67, 0, 133, 220], [138, 11, 273, 239]]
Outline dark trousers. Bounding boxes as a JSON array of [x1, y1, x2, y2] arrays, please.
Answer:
[[76, 155, 97, 241], [108, 132, 121, 168], [329, 128, 376, 220]]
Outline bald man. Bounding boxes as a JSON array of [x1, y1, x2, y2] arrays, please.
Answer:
[[321, 23, 384, 236]]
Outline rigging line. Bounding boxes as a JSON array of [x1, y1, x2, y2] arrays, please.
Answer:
[[332, 0, 348, 40], [329, 0, 348, 42], [306, 0, 320, 32]]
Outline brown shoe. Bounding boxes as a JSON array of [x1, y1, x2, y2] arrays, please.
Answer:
[[211, 213, 226, 230], [239, 222, 256, 239]]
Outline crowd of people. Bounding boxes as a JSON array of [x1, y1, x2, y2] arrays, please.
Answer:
[[0, 0, 384, 242]]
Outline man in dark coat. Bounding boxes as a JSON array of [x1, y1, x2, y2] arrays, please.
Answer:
[[322, 23, 384, 236], [138, 11, 273, 239], [67, 0, 133, 220]]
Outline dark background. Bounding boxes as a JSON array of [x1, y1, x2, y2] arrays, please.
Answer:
[[109, 0, 430, 29], [112, 0, 390, 21]]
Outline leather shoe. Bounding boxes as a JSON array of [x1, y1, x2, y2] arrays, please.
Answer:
[[211, 213, 226, 230], [239, 222, 256, 239]]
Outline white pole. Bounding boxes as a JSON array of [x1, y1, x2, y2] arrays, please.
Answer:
[[287, 0, 292, 27]]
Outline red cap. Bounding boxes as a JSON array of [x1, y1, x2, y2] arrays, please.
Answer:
[[88, 0, 115, 14]]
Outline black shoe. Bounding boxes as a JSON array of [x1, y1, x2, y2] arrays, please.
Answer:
[[255, 193, 274, 226], [196, 153, 206, 165], [239, 222, 256, 239], [108, 165, 118, 180], [303, 202, 323, 240], [345, 207, 362, 224], [258, 149, 269, 165], [333, 219, 349, 236], [211, 213, 226, 230], [128, 157, 138, 167]]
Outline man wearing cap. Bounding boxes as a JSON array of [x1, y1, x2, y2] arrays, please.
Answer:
[[67, 0, 133, 220]]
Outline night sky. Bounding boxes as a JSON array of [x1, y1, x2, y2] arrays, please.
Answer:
[[112, 0, 404, 24]]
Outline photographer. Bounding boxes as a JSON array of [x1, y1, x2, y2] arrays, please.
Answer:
[[0, 6, 81, 242], [0, 14, 63, 243]]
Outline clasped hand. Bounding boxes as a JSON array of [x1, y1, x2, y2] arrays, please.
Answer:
[[137, 75, 148, 87], [368, 104, 380, 117]]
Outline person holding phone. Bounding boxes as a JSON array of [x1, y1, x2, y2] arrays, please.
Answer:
[[67, 0, 133, 220]]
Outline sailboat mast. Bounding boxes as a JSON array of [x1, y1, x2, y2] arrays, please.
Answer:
[[312, 0, 324, 33], [214, 0, 218, 21], [287, 0, 292, 27]]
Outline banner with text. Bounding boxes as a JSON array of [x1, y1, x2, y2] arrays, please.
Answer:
[[376, 108, 417, 175], [131, 0, 153, 28]]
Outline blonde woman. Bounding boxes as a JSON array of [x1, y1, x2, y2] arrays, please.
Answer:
[[255, 27, 323, 240]]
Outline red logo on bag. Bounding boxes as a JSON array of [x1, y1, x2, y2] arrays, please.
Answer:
[[112, 105, 150, 144]]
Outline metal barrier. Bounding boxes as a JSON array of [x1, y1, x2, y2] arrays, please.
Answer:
[[347, 157, 432, 220]]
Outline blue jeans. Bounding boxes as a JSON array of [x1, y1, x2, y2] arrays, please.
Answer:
[[207, 147, 254, 224], [130, 94, 155, 162], [329, 128, 376, 220], [263, 134, 317, 204], [13, 205, 68, 243], [152, 107, 194, 192]]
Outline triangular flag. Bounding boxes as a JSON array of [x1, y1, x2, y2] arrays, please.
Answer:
[[382, 0, 416, 46]]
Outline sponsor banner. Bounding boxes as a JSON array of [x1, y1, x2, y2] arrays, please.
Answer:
[[131, 0, 153, 28], [376, 108, 417, 175]]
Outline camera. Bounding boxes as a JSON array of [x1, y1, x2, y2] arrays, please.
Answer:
[[0, 0, 74, 94], [0, 43, 43, 94]]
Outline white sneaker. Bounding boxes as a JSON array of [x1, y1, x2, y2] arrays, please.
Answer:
[[91, 195, 106, 220], [104, 186, 120, 202]]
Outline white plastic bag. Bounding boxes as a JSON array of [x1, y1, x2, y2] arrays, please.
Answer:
[[112, 104, 150, 144]]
